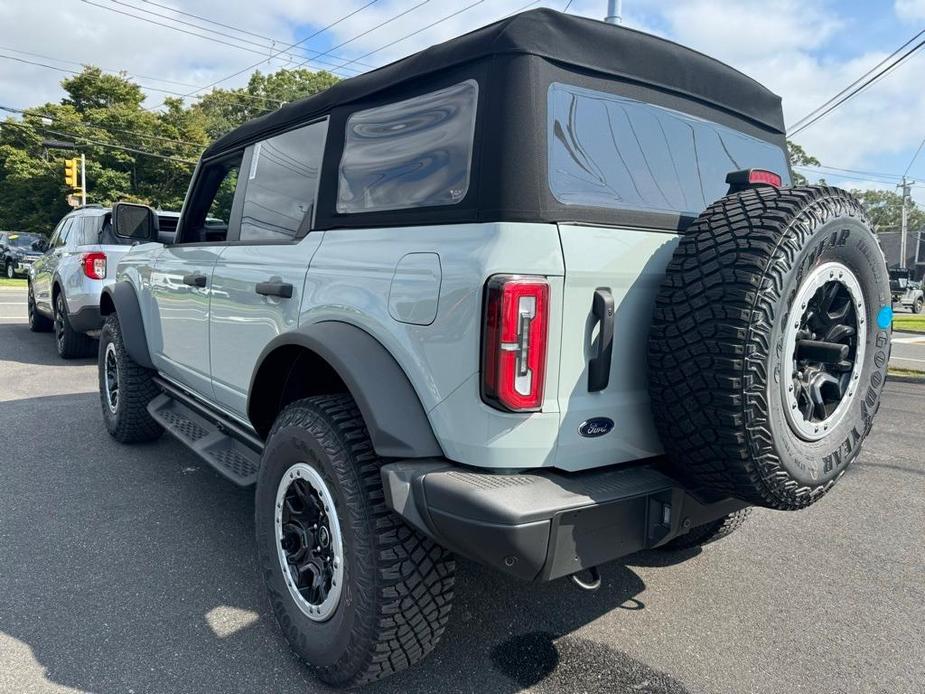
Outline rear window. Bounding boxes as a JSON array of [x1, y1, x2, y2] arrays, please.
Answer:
[[548, 83, 790, 217], [337, 80, 478, 214]]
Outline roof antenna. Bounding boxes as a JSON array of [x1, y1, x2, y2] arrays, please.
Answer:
[[605, 0, 623, 24]]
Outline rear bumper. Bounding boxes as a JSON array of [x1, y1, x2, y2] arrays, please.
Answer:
[[68, 305, 102, 332], [381, 459, 747, 582]]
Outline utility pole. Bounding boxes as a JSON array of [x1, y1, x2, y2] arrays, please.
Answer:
[[900, 176, 913, 269], [605, 0, 623, 24], [80, 152, 87, 207]]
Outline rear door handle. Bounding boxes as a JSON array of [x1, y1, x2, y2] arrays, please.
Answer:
[[588, 287, 615, 392], [183, 272, 207, 288], [255, 281, 293, 299]]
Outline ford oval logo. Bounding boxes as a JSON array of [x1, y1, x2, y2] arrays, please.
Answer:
[[578, 417, 614, 438]]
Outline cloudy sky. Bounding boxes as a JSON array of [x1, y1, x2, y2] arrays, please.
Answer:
[[1, 0, 924, 202]]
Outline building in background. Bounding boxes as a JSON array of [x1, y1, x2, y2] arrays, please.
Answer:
[[878, 229, 925, 280]]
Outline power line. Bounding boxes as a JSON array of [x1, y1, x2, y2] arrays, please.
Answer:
[[328, 0, 488, 72], [789, 37, 925, 136], [789, 28, 925, 131], [147, 1, 381, 112], [0, 50, 283, 108], [904, 135, 925, 177], [93, 0, 364, 76], [0, 119, 197, 163], [289, 0, 433, 70], [136, 0, 377, 71], [0, 104, 205, 149]]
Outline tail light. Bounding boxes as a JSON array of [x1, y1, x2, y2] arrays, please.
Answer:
[[81, 251, 107, 280], [482, 275, 549, 412], [725, 168, 783, 194]]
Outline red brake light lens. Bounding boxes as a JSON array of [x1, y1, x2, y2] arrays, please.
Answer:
[[482, 275, 549, 412], [81, 251, 107, 280], [747, 169, 782, 188]]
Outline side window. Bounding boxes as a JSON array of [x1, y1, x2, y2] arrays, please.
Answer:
[[337, 80, 479, 214], [177, 154, 244, 244], [547, 83, 791, 217], [76, 216, 102, 246], [239, 119, 328, 242], [55, 219, 73, 248]]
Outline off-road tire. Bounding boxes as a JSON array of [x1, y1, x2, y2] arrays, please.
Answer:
[[255, 394, 455, 688], [27, 282, 52, 332], [913, 297, 924, 314], [659, 508, 751, 551], [648, 186, 890, 510], [98, 314, 163, 443], [54, 291, 96, 359]]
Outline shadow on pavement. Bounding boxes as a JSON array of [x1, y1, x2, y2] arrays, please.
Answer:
[[0, 392, 690, 694], [0, 322, 97, 367]]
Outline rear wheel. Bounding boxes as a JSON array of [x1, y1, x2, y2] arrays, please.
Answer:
[[27, 283, 52, 332], [54, 291, 96, 358], [659, 509, 751, 551], [255, 394, 455, 688], [649, 186, 890, 510], [913, 297, 924, 314], [5, 261, 14, 279], [98, 314, 163, 443]]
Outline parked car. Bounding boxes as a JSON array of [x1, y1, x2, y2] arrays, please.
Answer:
[[0, 231, 45, 279], [96, 9, 890, 688], [889, 266, 924, 313], [28, 205, 179, 358]]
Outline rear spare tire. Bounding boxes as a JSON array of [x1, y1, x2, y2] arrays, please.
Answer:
[[648, 186, 890, 510]]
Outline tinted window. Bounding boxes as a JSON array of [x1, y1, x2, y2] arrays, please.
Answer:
[[548, 83, 790, 217], [239, 119, 328, 242], [55, 219, 74, 248], [75, 216, 102, 246], [337, 80, 478, 214]]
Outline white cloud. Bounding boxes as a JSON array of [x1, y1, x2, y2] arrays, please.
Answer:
[[895, 0, 925, 21]]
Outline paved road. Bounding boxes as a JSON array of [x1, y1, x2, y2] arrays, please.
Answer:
[[0, 286, 923, 694]]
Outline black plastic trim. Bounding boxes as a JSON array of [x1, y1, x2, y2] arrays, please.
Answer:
[[248, 322, 442, 458], [99, 282, 155, 369], [68, 305, 102, 333]]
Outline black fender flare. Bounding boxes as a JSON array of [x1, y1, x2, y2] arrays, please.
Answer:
[[248, 322, 443, 459], [99, 281, 155, 369]]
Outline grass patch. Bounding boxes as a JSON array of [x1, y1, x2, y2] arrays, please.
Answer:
[[892, 314, 925, 334], [888, 366, 925, 380], [0, 277, 26, 288]]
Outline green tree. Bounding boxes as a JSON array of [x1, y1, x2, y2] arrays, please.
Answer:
[[787, 140, 820, 186], [849, 188, 925, 232]]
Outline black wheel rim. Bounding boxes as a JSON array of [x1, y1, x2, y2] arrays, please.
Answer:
[[275, 464, 344, 621], [54, 297, 65, 347], [783, 262, 865, 440], [104, 342, 119, 413]]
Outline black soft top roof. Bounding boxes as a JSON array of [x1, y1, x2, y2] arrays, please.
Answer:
[[204, 8, 784, 159]]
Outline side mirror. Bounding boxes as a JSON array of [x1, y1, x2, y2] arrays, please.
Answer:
[[112, 202, 159, 243]]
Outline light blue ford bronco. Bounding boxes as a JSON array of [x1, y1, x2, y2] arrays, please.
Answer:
[[97, 10, 890, 687]]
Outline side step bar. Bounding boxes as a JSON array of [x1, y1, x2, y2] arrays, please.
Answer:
[[148, 378, 264, 486]]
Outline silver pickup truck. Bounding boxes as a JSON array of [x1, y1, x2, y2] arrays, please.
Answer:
[[27, 205, 178, 358]]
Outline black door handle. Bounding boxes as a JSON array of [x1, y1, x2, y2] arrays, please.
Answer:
[[255, 281, 293, 298], [183, 272, 207, 288], [588, 287, 614, 392]]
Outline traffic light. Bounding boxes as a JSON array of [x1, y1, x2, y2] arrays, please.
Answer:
[[64, 158, 79, 189]]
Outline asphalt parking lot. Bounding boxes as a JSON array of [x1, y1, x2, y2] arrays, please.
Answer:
[[0, 285, 923, 694]]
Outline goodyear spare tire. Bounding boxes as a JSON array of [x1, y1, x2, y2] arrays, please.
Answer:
[[648, 186, 891, 510]]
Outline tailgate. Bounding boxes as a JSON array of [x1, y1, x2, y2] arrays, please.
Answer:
[[554, 223, 678, 471]]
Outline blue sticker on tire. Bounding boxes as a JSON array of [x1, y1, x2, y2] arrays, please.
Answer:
[[876, 305, 893, 329]]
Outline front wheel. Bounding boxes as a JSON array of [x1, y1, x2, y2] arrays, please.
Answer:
[[98, 314, 163, 443], [255, 394, 455, 688]]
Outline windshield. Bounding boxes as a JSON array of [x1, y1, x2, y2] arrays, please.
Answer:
[[6, 234, 43, 250]]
